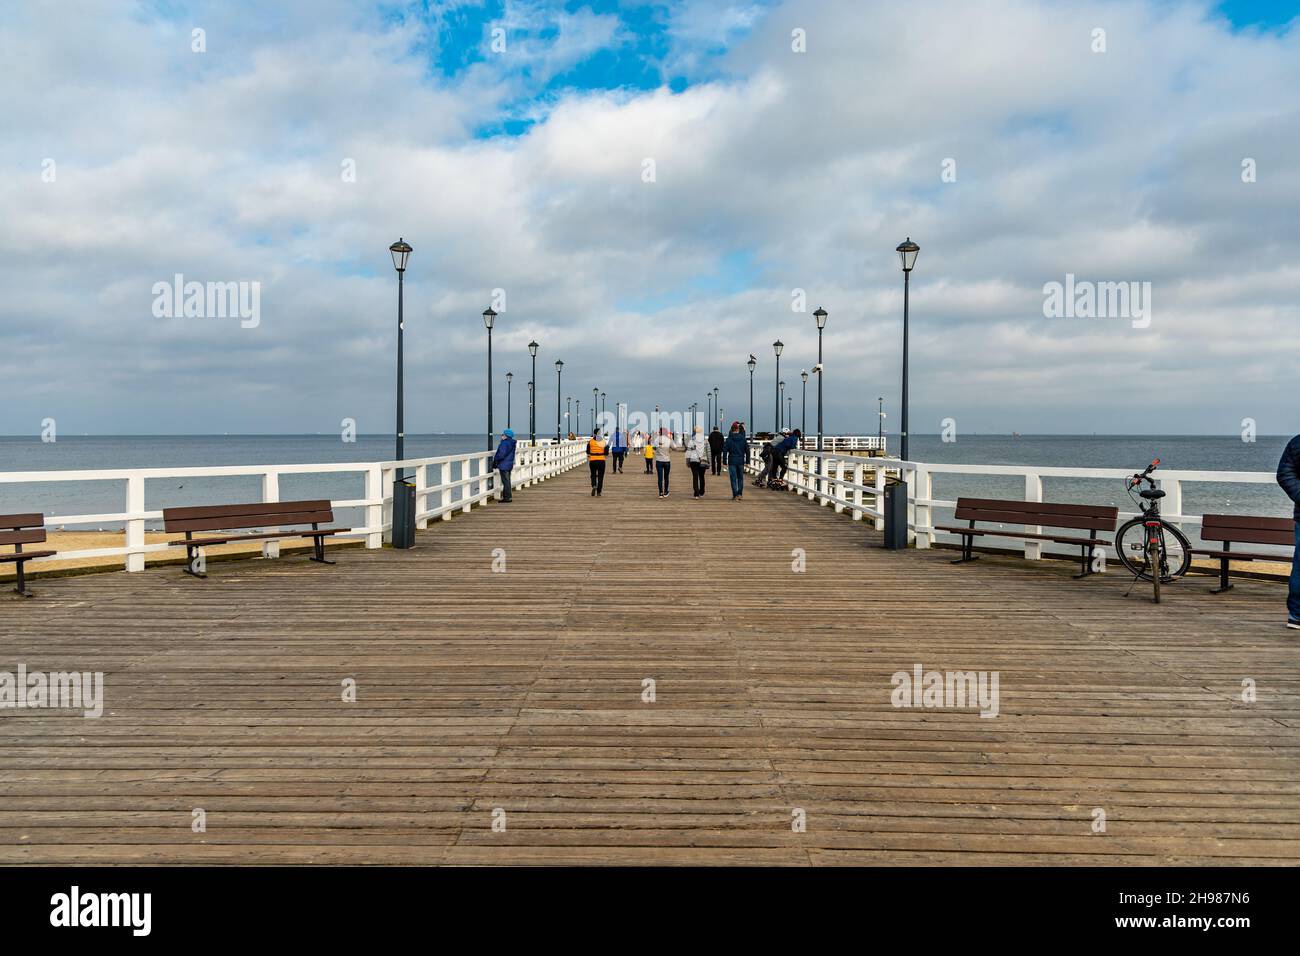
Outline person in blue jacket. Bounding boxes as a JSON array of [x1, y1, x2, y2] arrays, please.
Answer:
[[1276, 433, 1300, 629], [610, 428, 628, 473], [723, 421, 749, 500], [493, 428, 517, 503]]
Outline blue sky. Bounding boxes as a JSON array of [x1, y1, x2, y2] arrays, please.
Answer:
[[1, 0, 1298, 437]]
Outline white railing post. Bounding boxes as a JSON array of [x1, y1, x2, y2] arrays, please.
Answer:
[[852, 463, 864, 520], [440, 462, 452, 521], [125, 475, 145, 572], [415, 463, 429, 529], [1024, 472, 1043, 560], [262, 469, 281, 559], [913, 466, 933, 549], [364, 465, 383, 549], [463, 457, 475, 514], [873, 465, 885, 530], [381, 465, 395, 543], [1160, 477, 1183, 530], [833, 460, 845, 512]]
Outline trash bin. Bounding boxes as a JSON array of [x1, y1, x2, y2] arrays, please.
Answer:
[[391, 477, 416, 549], [882, 478, 908, 550]]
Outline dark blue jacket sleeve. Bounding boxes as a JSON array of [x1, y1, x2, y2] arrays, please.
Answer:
[[1278, 435, 1300, 509]]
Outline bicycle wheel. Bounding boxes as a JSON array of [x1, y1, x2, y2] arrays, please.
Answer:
[[1115, 518, 1192, 583]]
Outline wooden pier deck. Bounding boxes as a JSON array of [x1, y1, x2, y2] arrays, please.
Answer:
[[2, 465, 1298, 865]]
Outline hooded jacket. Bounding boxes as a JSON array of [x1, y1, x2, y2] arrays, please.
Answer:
[[1277, 434, 1300, 520], [723, 429, 748, 464], [492, 435, 516, 471]]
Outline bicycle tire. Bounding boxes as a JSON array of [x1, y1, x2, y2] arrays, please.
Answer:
[[1115, 517, 1192, 583]]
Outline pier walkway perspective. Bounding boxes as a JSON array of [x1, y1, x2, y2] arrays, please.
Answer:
[[2, 463, 1297, 865]]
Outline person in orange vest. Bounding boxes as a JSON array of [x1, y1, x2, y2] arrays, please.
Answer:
[[587, 428, 609, 497]]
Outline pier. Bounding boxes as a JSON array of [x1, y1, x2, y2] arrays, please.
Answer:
[[2, 450, 1297, 865]]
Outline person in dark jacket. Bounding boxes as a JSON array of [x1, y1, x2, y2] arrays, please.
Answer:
[[1276, 434, 1300, 629], [610, 428, 628, 473], [723, 422, 748, 499], [777, 428, 801, 480], [492, 428, 517, 502], [708, 426, 725, 475]]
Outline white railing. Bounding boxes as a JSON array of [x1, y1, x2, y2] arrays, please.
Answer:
[[746, 445, 1289, 560], [797, 435, 886, 454], [0, 440, 587, 572]]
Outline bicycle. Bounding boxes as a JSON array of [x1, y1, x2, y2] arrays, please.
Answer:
[[1115, 458, 1191, 603]]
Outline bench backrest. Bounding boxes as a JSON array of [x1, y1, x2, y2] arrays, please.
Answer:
[[953, 497, 1119, 533], [0, 513, 47, 548], [162, 500, 334, 534], [1200, 513, 1294, 547]]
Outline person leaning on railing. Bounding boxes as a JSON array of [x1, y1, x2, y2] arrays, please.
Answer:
[[492, 428, 516, 503], [1275, 433, 1300, 630]]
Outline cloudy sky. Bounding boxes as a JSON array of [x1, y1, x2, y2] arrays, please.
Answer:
[[1, 0, 1297, 438]]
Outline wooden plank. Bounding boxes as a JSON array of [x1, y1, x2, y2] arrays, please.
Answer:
[[1, 466, 1297, 866]]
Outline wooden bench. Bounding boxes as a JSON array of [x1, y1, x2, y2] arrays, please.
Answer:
[[0, 513, 57, 597], [1191, 513, 1295, 593], [163, 500, 347, 578], [936, 498, 1119, 578]]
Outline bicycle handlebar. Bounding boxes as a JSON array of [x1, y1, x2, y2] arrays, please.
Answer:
[[1128, 458, 1160, 488]]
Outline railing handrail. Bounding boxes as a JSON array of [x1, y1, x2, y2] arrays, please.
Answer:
[[1, 440, 589, 572]]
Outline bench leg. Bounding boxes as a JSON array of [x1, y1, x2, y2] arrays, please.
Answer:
[[309, 537, 335, 565], [1210, 557, 1234, 594], [1072, 544, 1092, 579], [183, 546, 207, 579], [950, 535, 979, 564], [14, 559, 34, 598]]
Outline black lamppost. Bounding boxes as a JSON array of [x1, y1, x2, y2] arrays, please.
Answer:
[[528, 340, 539, 445], [747, 355, 756, 429], [482, 307, 496, 450], [788, 395, 793, 434], [592, 387, 598, 434], [896, 238, 919, 460], [800, 369, 808, 437], [388, 237, 414, 549], [505, 372, 513, 430], [389, 238, 412, 471], [712, 387, 719, 429], [878, 396, 884, 449], [706, 392, 712, 428], [554, 360, 563, 441], [779, 380, 785, 430], [601, 391, 606, 426], [773, 340, 783, 432], [574, 398, 580, 436], [813, 307, 827, 451]]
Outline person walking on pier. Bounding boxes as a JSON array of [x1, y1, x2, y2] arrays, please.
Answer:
[[686, 425, 709, 497], [708, 425, 725, 475], [630, 429, 645, 464], [610, 427, 628, 473], [724, 421, 748, 500], [643, 432, 655, 474], [1276, 432, 1300, 630], [653, 428, 677, 498], [492, 428, 517, 503], [587, 428, 608, 497]]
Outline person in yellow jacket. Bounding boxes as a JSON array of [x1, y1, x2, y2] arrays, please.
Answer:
[[642, 432, 655, 474], [587, 428, 609, 497]]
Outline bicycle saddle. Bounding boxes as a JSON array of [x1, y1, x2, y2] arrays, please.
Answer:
[[1139, 488, 1165, 499]]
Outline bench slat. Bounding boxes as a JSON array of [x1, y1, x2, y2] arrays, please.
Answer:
[[164, 501, 335, 534], [1200, 513, 1293, 546], [0, 513, 44, 531], [0, 550, 56, 563], [952, 500, 1117, 532], [0, 528, 47, 546]]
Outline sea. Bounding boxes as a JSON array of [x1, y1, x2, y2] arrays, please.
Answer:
[[0, 434, 1294, 552]]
